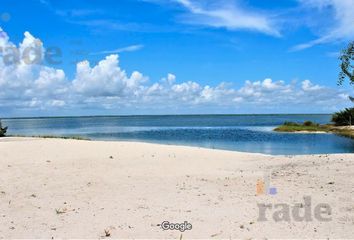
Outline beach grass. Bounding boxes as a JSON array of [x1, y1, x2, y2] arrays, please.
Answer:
[[274, 121, 330, 132], [331, 128, 354, 139], [274, 121, 354, 139], [8, 135, 90, 141]]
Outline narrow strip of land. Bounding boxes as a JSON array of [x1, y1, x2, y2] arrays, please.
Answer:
[[274, 121, 354, 138]]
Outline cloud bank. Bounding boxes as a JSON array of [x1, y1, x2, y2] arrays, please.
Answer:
[[0, 28, 351, 116]]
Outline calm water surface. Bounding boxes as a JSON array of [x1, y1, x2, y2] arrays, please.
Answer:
[[3, 115, 354, 155]]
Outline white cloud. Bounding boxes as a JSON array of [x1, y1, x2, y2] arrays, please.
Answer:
[[160, 73, 177, 86], [301, 79, 323, 91], [91, 44, 144, 55], [293, 0, 354, 50], [73, 55, 132, 96], [147, 0, 351, 48], [173, 0, 280, 36], [238, 79, 292, 98], [0, 29, 68, 107], [166, 73, 176, 85], [0, 29, 351, 115], [50, 100, 66, 107]]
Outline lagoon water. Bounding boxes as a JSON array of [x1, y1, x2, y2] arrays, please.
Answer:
[[3, 114, 354, 155]]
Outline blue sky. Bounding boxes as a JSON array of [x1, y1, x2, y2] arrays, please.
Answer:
[[0, 0, 353, 117]]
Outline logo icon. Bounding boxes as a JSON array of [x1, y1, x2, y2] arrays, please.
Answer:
[[256, 171, 277, 195]]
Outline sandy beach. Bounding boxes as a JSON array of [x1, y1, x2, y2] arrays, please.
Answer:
[[0, 137, 354, 239]]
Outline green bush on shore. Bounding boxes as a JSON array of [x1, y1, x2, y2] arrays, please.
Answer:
[[274, 121, 328, 132], [303, 121, 319, 127], [282, 121, 318, 128], [274, 120, 354, 139], [331, 108, 354, 126], [0, 120, 8, 137], [283, 121, 300, 127]]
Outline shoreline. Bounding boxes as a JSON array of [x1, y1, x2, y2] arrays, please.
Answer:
[[1, 137, 354, 238], [4, 136, 352, 156], [3, 136, 272, 156], [275, 130, 329, 134]]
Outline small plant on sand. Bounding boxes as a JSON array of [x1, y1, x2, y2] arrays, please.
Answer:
[[0, 120, 7, 137], [55, 208, 67, 214], [104, 229, 111, 237]]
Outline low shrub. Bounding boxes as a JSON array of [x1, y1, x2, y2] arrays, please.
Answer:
[[331, 108, 354, 126], [303, 121, 318, 127], [0, 120, 7, 137], [283, 121, 300, 126]]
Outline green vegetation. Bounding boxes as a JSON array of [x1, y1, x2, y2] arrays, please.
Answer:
[[338, 41, 354, 86], [274, 121, 329, 132], [36, 135, 90, 140], [329, 42, 354, 129], [275, 121, 354, 139], [0, 120, 8, 137], [331, 108, 354, 126], [35, 135, 90, 140], [9, 134, 90, 140]]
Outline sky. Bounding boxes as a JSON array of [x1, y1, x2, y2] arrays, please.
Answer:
[[0, 0, 353, 117]]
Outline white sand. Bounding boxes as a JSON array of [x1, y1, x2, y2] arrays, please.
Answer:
[[0, 137, 354, 239]]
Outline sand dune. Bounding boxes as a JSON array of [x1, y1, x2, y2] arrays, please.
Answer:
[[0, 137, 353, 239]]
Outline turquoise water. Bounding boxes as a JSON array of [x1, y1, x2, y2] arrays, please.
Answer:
[[3, 114, 354, 155]]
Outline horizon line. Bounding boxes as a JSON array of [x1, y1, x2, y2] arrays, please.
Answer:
[[1, 113, 333, 120]]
